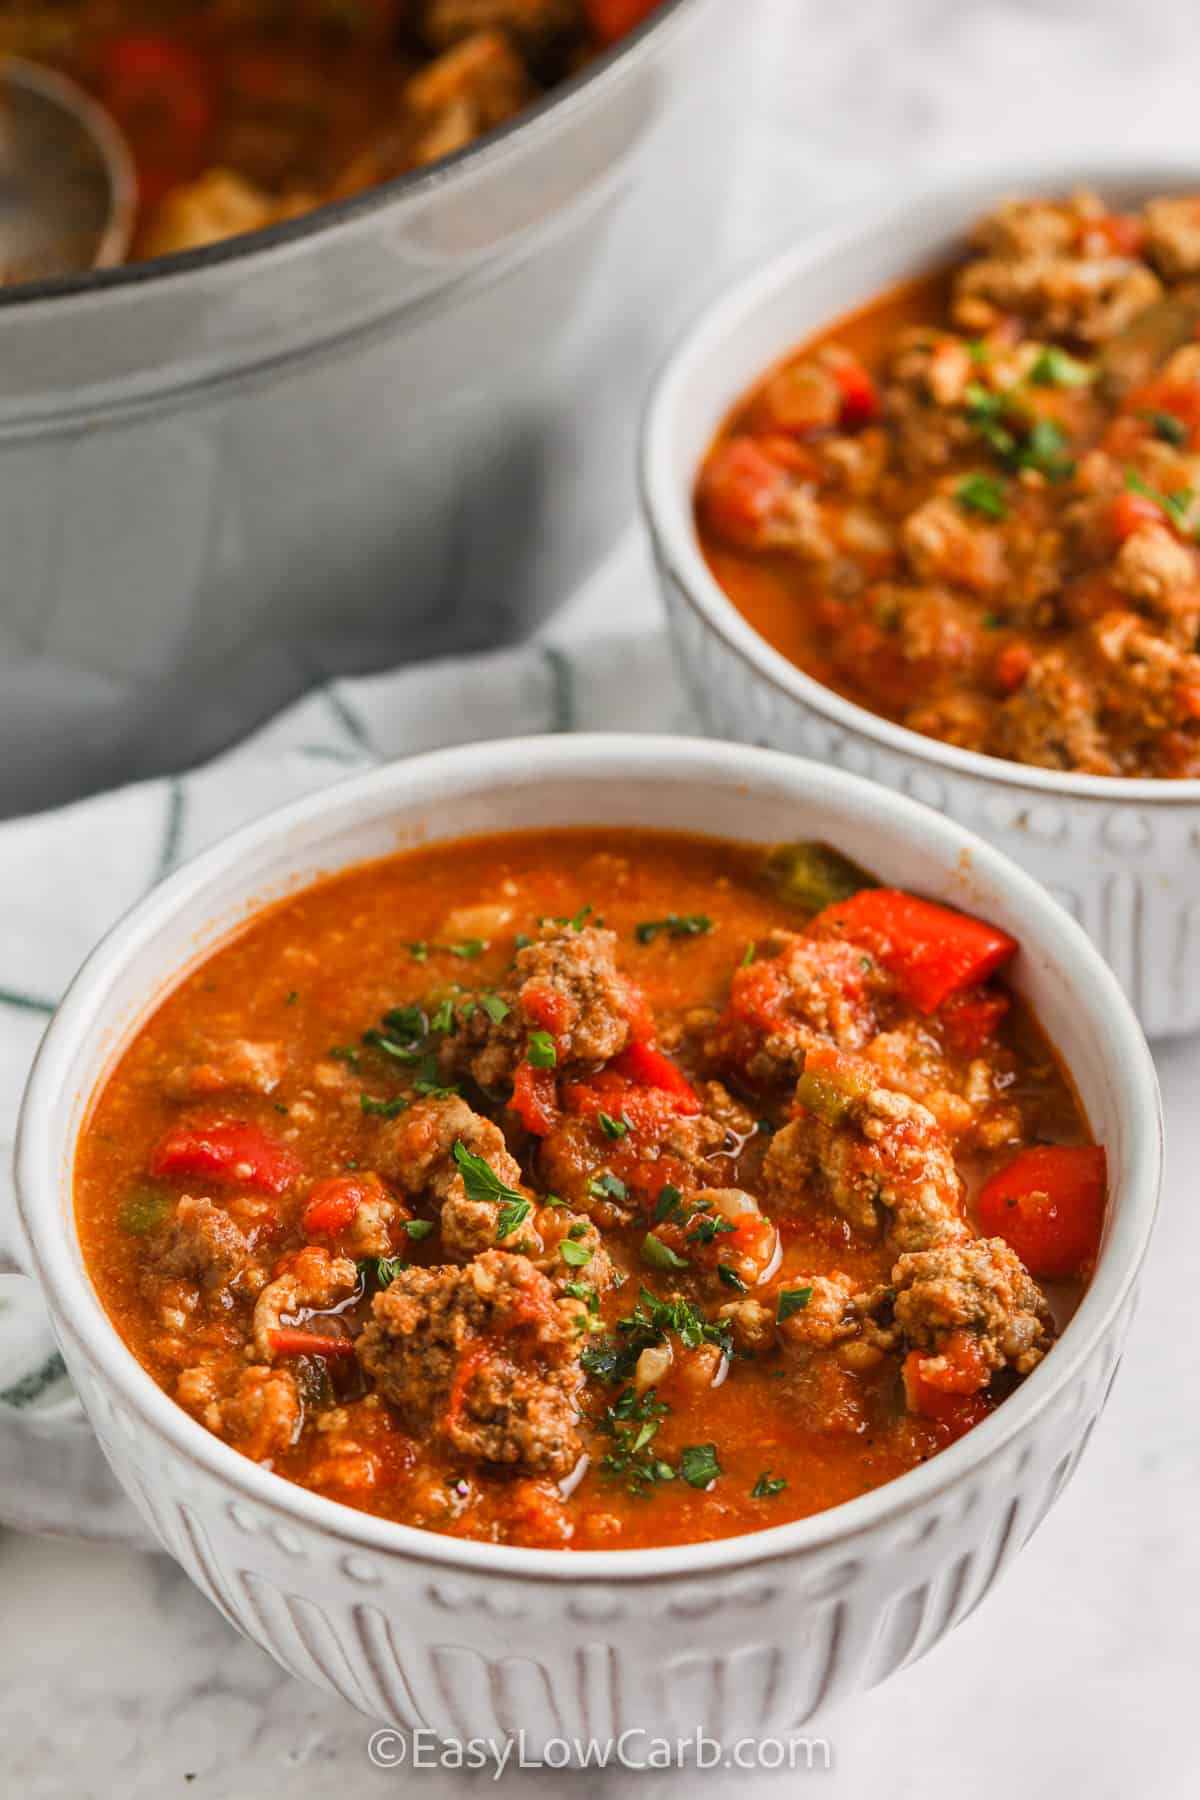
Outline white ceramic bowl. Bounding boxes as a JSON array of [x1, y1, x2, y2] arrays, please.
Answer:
[[641, 159, 1200, 1041], [14, 735, 1161, 1743]]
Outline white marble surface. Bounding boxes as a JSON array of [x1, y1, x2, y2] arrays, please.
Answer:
[[5, 0, 1200, 1793]]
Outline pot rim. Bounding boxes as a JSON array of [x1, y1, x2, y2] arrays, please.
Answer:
[[0, 0, 701, 312], [15, 734, 1163, 1582], [640, 152, 1200, 805]]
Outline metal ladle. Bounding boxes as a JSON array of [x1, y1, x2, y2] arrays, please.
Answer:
[[0, 57, 135, 286]]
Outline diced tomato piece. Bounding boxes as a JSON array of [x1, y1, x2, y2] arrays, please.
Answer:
[[563, 1070, 688, 1139], [696, 437, 791, 547], [808, 889, 1017, 1013], [584, 0, 660, 44], [902, 1347, 992, 1437], [830, 355, 881, 428], [937, 987, 1010, 1057], [1110, 488, 1166, 541], [150, 1120, 300, 1194], [97, 34, 215, 208], [609, 1041, 701, 1113], [510, 1062, 559, 1137], [1174, 676, 1200, 722], [620, 982, 657, 1047], [993, 640, 1034, 695], [303, 1174, 380, 1238], [1092, 212, 1147, 256], [975, 1144, 1107, 1280], [268, 1328, 356, 1360], [520, 981, 569, 1038]]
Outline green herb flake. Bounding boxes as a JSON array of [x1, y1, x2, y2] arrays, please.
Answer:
[[372, 1256, 407, 1289], [776, 1285, 814, 1322], [119, 1186, 172, 1236], [955, 471, 1008, 520], [285, 990, 298, 1005], [679, 1443, 721, 1490], [559, 1237, 593, 1268], [360, 1091, 408, 1120], [653, 1183, 682, 1224], [408, 942, 429, 964], [527, 1030, 558, 1069], [740, 941, 756, 968], [1140, 408, 1189, 447], [448, 939, 486, 961], [478, 993, 511, 1024], [402, 1218, 435, 1241], [1029, 345, 1094, 388], [717, 1263, 747, 1291], [495, 1197, 533, 1242], [589, 1171, 628, 1202], [429, 998, 456, 1035], [598, 1110, 629, 1140], [329, 1045, 360, 1067], [641, 1232, 689, 1272], [751, 1471, 787, 1499], [635, 914, 713, 946], [1125, 465, 1194, 529], [453, 1140, 527, 1208]]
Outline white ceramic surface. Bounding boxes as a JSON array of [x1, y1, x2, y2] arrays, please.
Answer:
[[641, 157, 1200, 1042], [13, 734, 1161, 1743]]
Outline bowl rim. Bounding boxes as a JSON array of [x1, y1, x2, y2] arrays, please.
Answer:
[[15, 733, 1163, 1582], [0, 0, 703, 312], [640, 153, 1200, 806]]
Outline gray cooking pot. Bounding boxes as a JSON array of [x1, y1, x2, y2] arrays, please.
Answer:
[[0, 0, 734, 815]]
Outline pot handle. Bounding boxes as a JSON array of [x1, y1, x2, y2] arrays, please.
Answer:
[[0, 1179, 151, 1546]]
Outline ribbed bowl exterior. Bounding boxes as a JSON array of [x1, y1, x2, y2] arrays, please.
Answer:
[[57, 1287, 1130, 1741], [661, 564, 1200, 1041]]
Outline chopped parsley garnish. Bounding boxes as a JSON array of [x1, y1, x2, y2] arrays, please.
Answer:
[[448, 939, 486, 960], [329, 1045, 360, 1067], [641, 1232, 689, 1272], [1125, 466, 1194, 530], [429, 998, 456, 1035], [478, 993, 511, 1024], [363, 1029, 424, 1065], [751, 1471, 787, 1498], [513, 932, 532, 950], [357, 1256, 407, 1290], [1029, 345, 1094, 388], [360, 1093, 408, 1119], [527, 1031, 558, 1069], [581, 1286, 732, 1386], [1140, 408, 1189, 447], [118, 1186, 172, 1236], [588, 1172, 628, 1202], [408, 942, 429, 963], [685, 1204, 736, 1248], [598, 1110, 630, 1140], [382, 1004, 426, 1038], [593, 1388, 675, 1495], [679, 1443, 721, 1490], [653, 1183, 682, 1224], [495, 1197, 533, 1242], [717, 1263, 747, 1291], [402, 1218, 435, 1242], [453, 1140, 527, 1208], [955, 471, 1008, 520], [559, 1237, 593, 1268], [755, 1118, 776, 1136], [776, 1286, 814, 1322], [635, 914, 713, 945], [286, 990, 298, 1005], [1021, 416, 1073, 480], [274, 1102, 289, 1115], [563, 904, 594, 931], [740, 941, 756, 967]]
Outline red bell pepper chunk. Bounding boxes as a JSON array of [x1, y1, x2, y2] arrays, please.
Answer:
[[937, 987, 1010, 1056], [268, 1328, 356, 1361], [1110, 488, 1167, 542], [809, 889, 1017, 1013], [150, 1120, 301, 1195], [830, 355, 881, 428], [303, 1174, 378, 1237], [975, 1144, 1107, 1280], [585, 0, 660, 44], [696, 437, 793, 547], [609, 1041, 701, 1113], [511, 1062, 559, 1137]]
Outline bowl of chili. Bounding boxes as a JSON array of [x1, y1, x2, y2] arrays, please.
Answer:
[[642, 158, 1200, 1040], [13, 734, 1160, 1739]]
